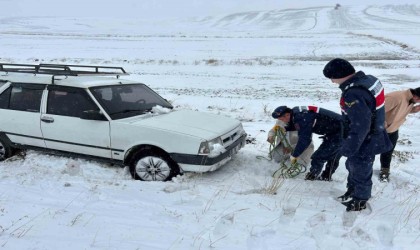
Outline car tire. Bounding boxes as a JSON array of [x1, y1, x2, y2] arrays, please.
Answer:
[[129, 148, 180, 181], [0, 136, 12, 161]]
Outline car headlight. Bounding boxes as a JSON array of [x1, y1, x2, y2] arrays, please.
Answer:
[[198, 137, 224, 156]]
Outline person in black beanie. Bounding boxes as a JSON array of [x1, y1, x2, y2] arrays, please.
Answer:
[[380, 87, 420, 182], [323, 58, 392, 212]]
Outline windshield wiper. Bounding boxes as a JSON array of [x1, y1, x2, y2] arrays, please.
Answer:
[[109, 109, 148, 116]]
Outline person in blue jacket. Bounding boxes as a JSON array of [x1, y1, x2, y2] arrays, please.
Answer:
[[323, 58, 392, 212], [271, 105, 342, 181]]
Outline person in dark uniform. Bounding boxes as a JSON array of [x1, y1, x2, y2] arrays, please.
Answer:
[[323, 58, 392, 212], [271, 105, 342, 181]]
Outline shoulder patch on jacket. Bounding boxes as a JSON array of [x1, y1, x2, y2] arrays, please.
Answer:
[[345, 101, 356, 108]]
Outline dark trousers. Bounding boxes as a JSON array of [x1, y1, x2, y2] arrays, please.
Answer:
[[379, 130, 399, 170], [309, 133, 342, 176], [346, 152, 375, 200]]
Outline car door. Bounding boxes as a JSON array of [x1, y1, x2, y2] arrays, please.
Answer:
[[0, 82, 46, 148], [40, 85, 112, 159]]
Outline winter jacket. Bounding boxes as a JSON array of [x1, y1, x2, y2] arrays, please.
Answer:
[[286, 106, 342, 158], [384, 89, 415, 133], [339, 71, 392, 157]]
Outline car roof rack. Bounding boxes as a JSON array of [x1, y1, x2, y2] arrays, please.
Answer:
[[0, 63, 128, 77]]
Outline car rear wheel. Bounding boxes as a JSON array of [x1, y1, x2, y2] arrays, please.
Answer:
[[0, 137, 12, 161], [129, 149, 180, 181]]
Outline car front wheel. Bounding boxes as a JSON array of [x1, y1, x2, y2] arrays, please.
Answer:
[[0, 137, 12, 161], [129, 149, 180, 181]]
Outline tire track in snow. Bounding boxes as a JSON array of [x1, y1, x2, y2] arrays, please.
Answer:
[[363, 5, 420, 26], [348, 32, 420, 56], [328, 6, 367, 30], [211, 7, 324, 31]]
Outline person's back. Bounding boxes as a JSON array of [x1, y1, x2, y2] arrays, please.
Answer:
[[291, 106, 342, 136], [323, 58, 392, 212], [380, 87, 420, 181], [384, 89, 415, 133], [289, 106, 343, 181], [339, 71, 390, 157], [270, 105, 342, 181]]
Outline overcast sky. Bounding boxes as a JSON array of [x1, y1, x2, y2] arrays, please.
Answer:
[[2, 0, 419, 20]]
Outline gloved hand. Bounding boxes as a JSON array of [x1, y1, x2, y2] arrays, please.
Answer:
[[267, 136, 274, 143], [273, 125, 285, 133], [290, 156, 298, 165]]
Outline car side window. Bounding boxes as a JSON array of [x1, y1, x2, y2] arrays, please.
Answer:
[[9, 86, 43, 112], [47, 88, 99, 118], [0, 87, 11, 109]]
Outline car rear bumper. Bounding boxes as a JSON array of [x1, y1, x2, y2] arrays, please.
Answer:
[[170, 133, 246, 173]]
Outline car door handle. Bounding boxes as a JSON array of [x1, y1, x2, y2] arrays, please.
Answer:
[[41, 116, 55, 123]]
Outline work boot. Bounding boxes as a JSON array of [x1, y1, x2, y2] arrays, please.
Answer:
[[337, 188, 353, 203], [379, 168, 390, 182], [319, 170, 332, 181], [304, 172, 317, 181], [344, 199, 367, 212]]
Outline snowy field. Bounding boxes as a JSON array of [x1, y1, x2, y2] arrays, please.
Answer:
[[0, 1, 419, 249]]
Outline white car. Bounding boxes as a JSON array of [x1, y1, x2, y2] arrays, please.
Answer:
[[0, 63, 246, 181]]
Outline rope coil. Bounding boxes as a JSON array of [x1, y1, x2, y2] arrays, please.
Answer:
[[258, 127, 307, 178]]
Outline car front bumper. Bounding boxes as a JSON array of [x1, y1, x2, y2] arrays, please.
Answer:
[[170, 133, 246, 173]]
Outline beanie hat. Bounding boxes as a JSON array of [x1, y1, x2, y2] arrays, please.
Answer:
[[272, 106, 289, 118], [410, 87, 420, 97], [323, 58, 356, 79]]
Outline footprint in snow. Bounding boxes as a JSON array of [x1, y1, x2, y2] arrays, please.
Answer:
[[342, 203, 372, 228], [346, 226, 376, 246], [278, 203, 297, 224], [213, 213, 234, 237], [307, 212, 329, 247], [376, 224, 394, 247], [307, 212, 327, 228], [247, 228, 276, 250]]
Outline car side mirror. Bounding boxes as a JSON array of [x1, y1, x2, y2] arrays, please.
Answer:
[[80, 110, 106, 121]]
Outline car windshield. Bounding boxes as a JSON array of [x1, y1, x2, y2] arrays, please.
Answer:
[[90, 83, 173, 120]]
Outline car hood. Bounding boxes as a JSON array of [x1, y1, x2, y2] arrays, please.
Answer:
[[120, 110, 241, 139]]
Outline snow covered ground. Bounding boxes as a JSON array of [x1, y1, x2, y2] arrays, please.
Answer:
[[0, 1, 419, 249]]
